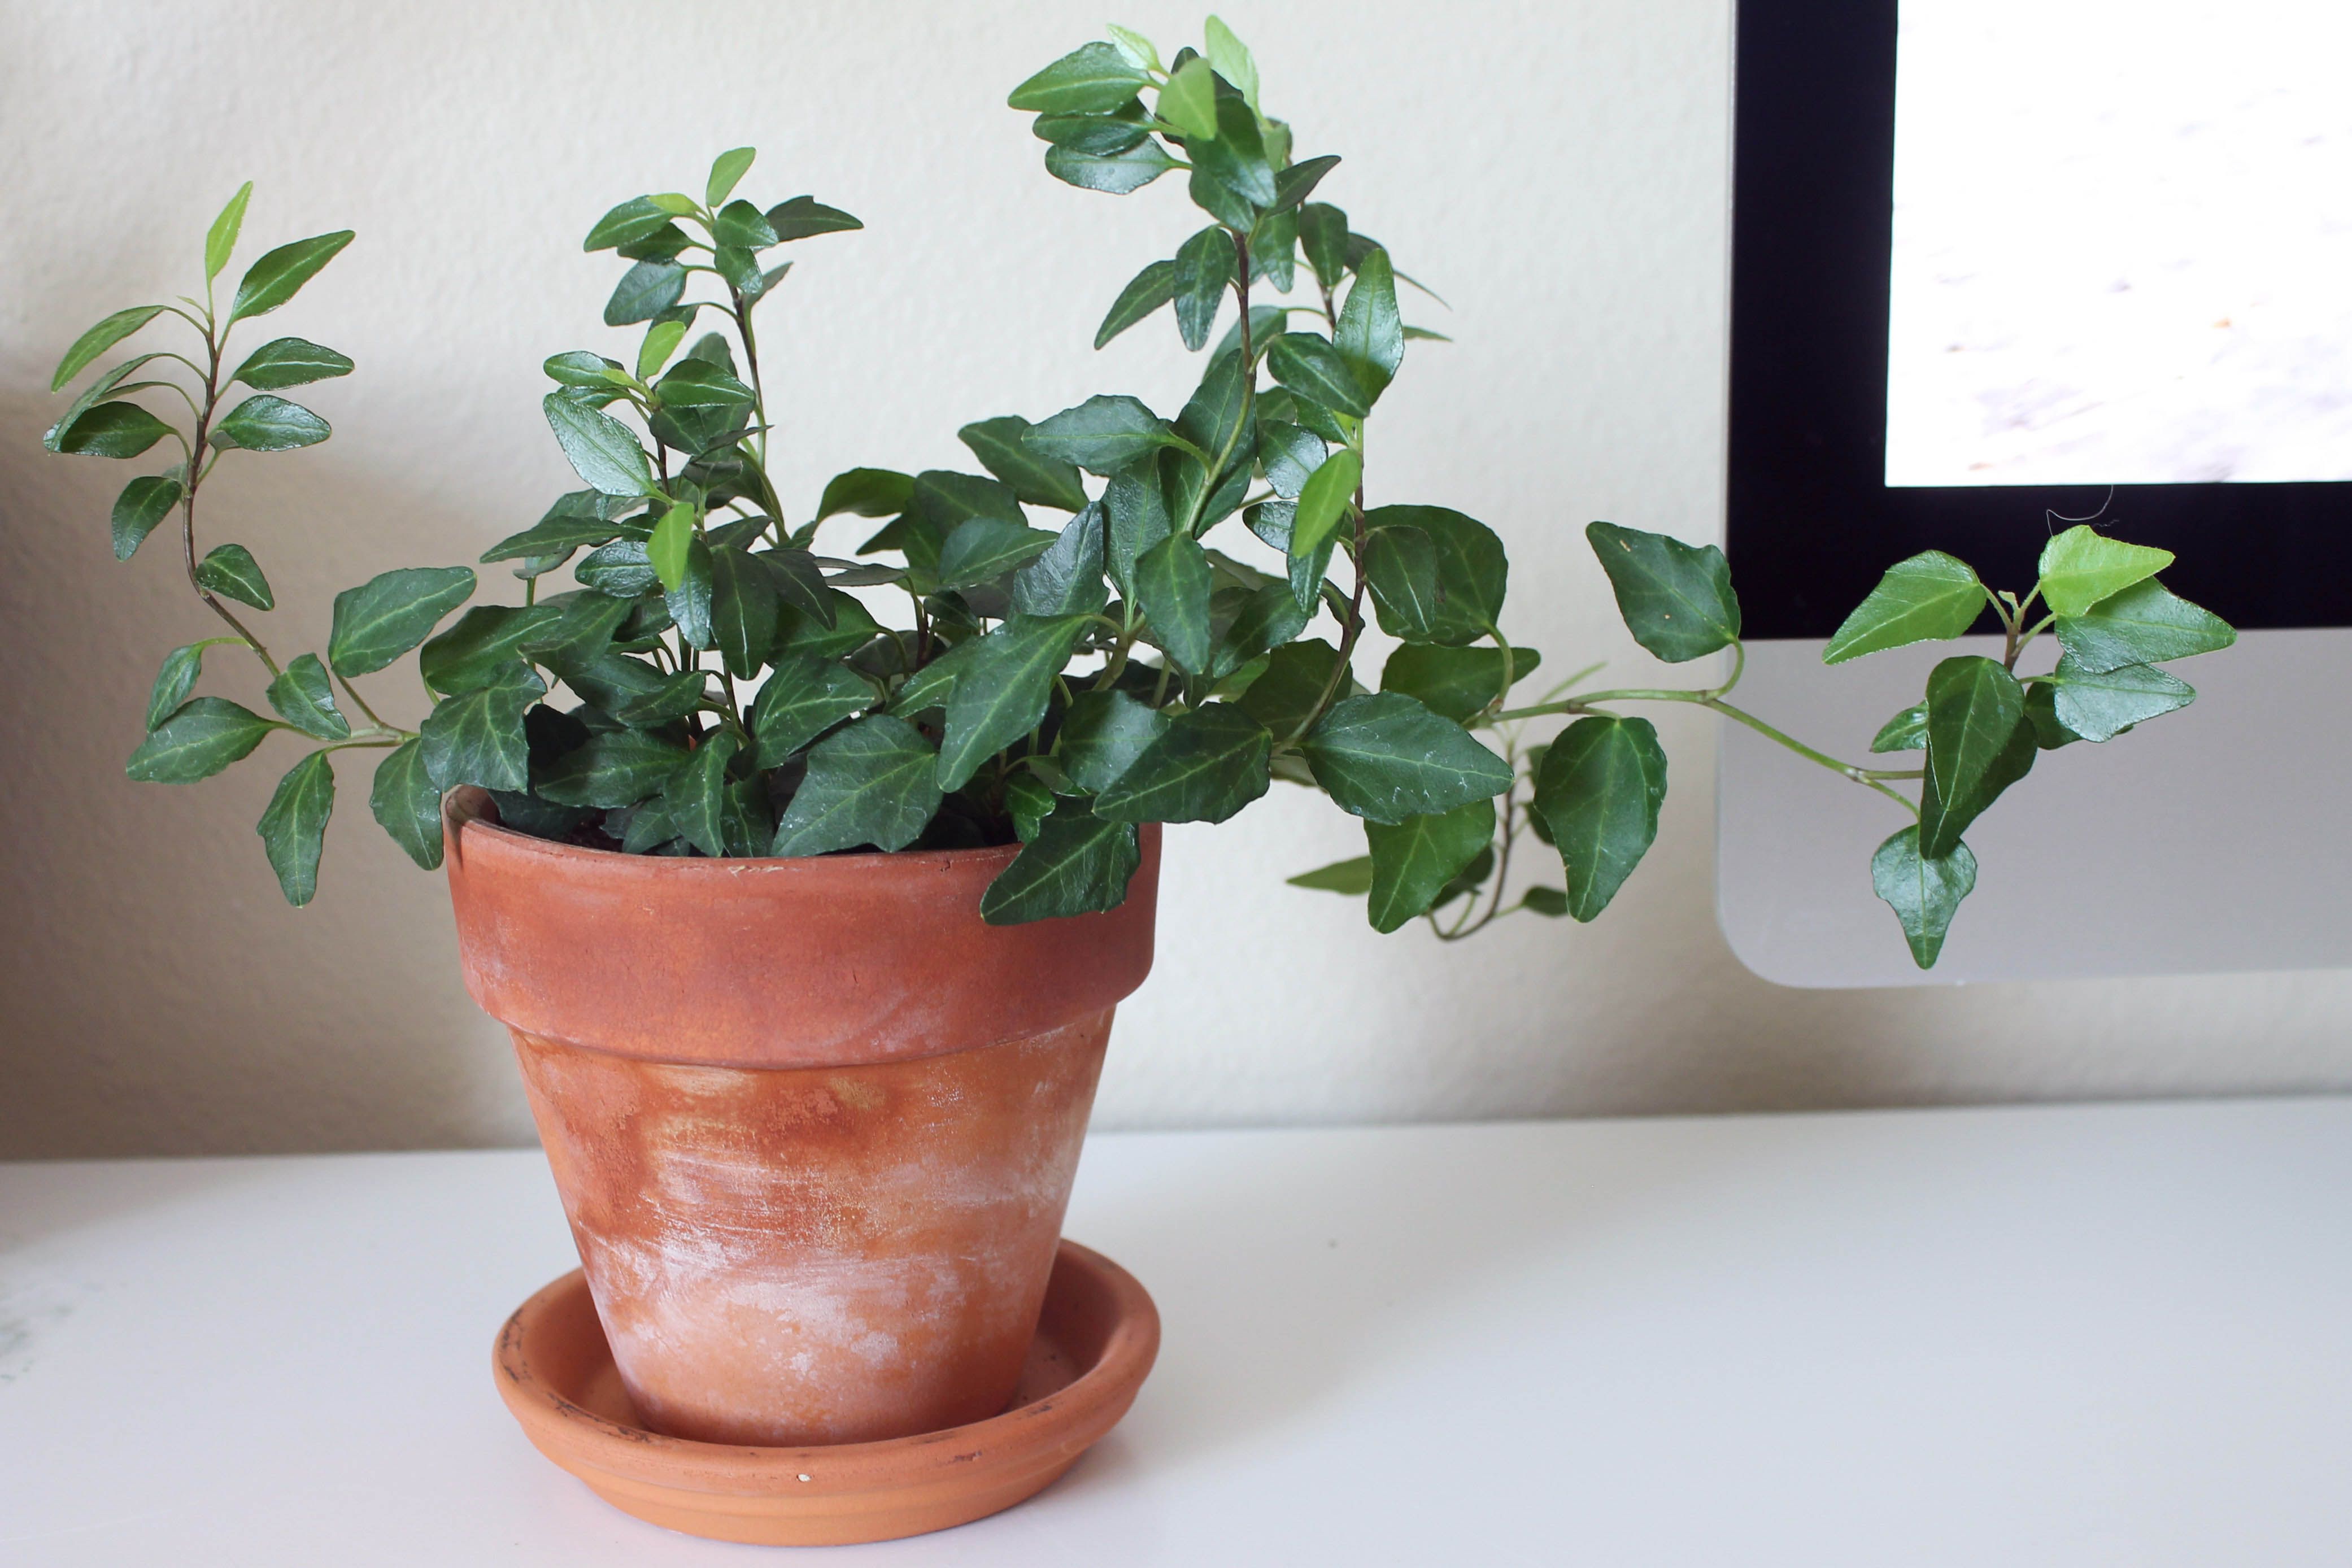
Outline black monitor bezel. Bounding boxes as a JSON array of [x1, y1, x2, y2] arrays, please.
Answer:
[[1725, 0, 2350, 638]]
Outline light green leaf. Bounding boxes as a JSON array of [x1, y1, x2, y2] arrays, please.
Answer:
[[705, 146, 756, 208], [195, 543, 273, 609], [1530, 715, 1669, 921], [978, 799, 1142, 924], [1300, 692, 1514, 824], [937, 616, 1088, 790], [543, 393, 657, 496], [1919, 655, 2033, 858], [2052, 578, 2236, 673], [228, 231, 354, 324], [1364, 798, 1494, 933], [205, 181, 253, 282], [369, 738, 444, 869], [209, 394, 329, 451], [328, 566, 476, 677], [2045, 655, 2194, 742], [127, 696, 276, 783], [647, 500, 694, 591], [2036, 525, 2175, 616], [1823, 551, 1987, 663], [1287, 856, 1374, 895], [1158, 56, 1220, 140], [51, 306, 165, 391], [1009, 41, 1152, 114], [1289, 446, 1360, 559], [265, 653, 350, 739], [771, 715, 942, 855], [1203, 15, 1261, 109], [1871, 825, 1976, 969], [256, 750, 335, 905], [1105, 24, 1162, 71], [636, 319, 686, 382], [583, 197, 673, 253], [1093, 703, 1270, 823]]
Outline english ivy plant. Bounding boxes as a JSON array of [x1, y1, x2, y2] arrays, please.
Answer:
[[49, 21, 2233, 968]]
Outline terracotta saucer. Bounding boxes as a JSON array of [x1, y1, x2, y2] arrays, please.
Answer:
[[492, 1239, 1160, 1547]]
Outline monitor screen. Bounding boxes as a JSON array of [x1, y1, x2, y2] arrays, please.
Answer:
[[1884, 0, 2352, 490]]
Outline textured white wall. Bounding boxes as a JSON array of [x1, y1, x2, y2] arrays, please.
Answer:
[[3, 0, 2346, 1157]]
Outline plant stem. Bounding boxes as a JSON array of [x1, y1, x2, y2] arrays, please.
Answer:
[[177, 319, 281, 679]]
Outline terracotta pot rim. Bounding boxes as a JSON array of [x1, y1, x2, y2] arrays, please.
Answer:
[[445, 785, 1023, 877]]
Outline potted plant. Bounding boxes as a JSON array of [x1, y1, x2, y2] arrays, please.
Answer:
[[45, 15, 2235, 1540]]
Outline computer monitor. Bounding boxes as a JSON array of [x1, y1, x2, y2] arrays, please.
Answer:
[[1718, 0, 2352, 985]]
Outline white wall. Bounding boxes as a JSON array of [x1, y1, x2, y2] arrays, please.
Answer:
[[3, 0, 2346, 1157]]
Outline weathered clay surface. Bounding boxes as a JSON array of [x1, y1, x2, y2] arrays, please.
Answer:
[[511, 1013, 1110, 1444]]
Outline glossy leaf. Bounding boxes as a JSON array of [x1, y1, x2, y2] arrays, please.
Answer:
[[1094, 703, 1271, 823], [937, 616, 1088, 790], [772, 715, 943, 855], [604, 258, 687, 326], [1239, 638, 1351, 740], [1380, 644, 1542, 723], [49, 401, 175, 459], [1300, 692, 1513, 824], [1365, 798, 1495, 933], [2037, 525, 2175, 616], [369, 738, 443, 869], [1060, 689, 1170, 792], [751, 656, 873, 765], [2052, 578, 2236, 673], [252, 750, 336, 905], [328, 566, 476, 677], [1531, 715, 1669, 921], [205, 182, 252, 282], [1044, 140, 1182, 195], [1027, 395, 1190, 476], [664, 535, 716, 650], [1299, 202, 1349, 292], [817, 467, 914, 521], [584, 197, 673, 252], [127, 696, 276, 783], [938, 517, 1059, 588], [764, 196, 865, 241], [419, 604, 563, 695], [145, 641, 215, 730], [1824, 551, 1987, 663], [960, 415, 1089, 511], [1289, 446, 1360, 559], [536, 729, 691, 808], [543, 394, 657, 496], [419, 661, 543, 792], [1870, 703, 1929, 753], [1012, 502, 1110, 617], [228, 231, 354, 324], [2023, 681, 2081, 750], [574, 539, 659, 599], [1009, 41, 1152, 114], [1035, 107, 1150, 156], [1191, 94, 1277, 210], [210, 394, 329, 451], [646, 500, 694, 591], [1871, 825, 1976, 969], [265, 653, 350, 740], [1135, 529, 1213, 673], [51, 306, 165, 391], [111, 474, 182, 561], [1919, 655, 2033, 858], [1267, 332, 1370, 420], [660, 731, 739, 856], [978, 800, 1141, 924], [1362, 525, 1441, 641], [1586, 521, 1739, 662], [232, 337, 354, 390], [2046, 655, 2194, 742], [1096, 259, 1176, 347], [1366, 506, 1506, 643], [705, 545, 777, 678], [195, 544, 273, 609], [1173, 225, 1233, 352], [1334, 247, 1403, 400]]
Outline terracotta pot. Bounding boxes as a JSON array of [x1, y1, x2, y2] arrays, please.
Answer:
[[443, 789, 1159, 1447]]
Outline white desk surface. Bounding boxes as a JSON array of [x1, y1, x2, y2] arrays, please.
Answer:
[[5, 1097, 2350, 1565]]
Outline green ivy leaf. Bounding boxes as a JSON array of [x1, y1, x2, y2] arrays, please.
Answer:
[[957, 415, 1088, 511], [817, 467, 914, 522], [1362, 524, 1441, 642], [664, 535, 716, 650], [774, 590, 882, 660], [2037, 526, 2175, 617], [1380, 644, 1542, 723], [1191, 92, 1276, 211], [1287, 856, 1374, 895], [369, 738, 443, 869], [1871, 825, 1976, 969], [127, 696, 276, 783], [419, 660, 544, 792], [1134, 529, 1214, 674], [543, 394, 657, 497], [979, 797, 1142, 924], [604, 258, 687, 326], [1366, 506, 1507, 644], [1045, 141, 1182, 195], [574, 539, 659, 599], [48, 401, 175, 459], [51, 306, 165, 391], [1256, 422, 1326, 500], [1870, 703, 1928, 753], [1005, 773, 1057, 842], [2052, 578, 2236, 673], [1035, 107, 1151, 157], [535, 729, 691, 808], [231, 337, 354, 390], [204, 181, 252, 282], [195, 543, 273, 609], [1333, 247, 1403, 402], [772, 715, 943, 855], [1026, 395, 1191, 476], [1919, 655, 2033, 859], [937, 516, 1059, 588], [418, 604, 561, 695], [1059, 688, 1171, 792], [751, 655, 874, 766], [583, 197, 672, 253], [708, 543, 779, 679], [1173, 225, 1234, 352], [1093, 703, 1271, 823], [328, 566, 476, 677], [1157, 55, 1221, 139], [228, 231, 354, 324], [111, 474, 182, 561], [256, 750, 335, 905], [145, 640, 219, 730], [1009, 41, 1153, 114], [1288, 446, 1360, 560], [937, 616, 1089, 790], [1239, 638, 1352, 740], [661, 731, 739, 857], [1271, 155, 1341, 214], [1299, 203, 1349, 292], [1530, 715, 1669, 921], [1266, 332, 1370, 420], [1012, 501, 1110, 618], [1365, 798, 1495, 933], [1096, 259, 1177, 348], [2045, 655, 2194, 743], [764, 195, 865, 242], [1521, 886, 1570, 917], [1586, 521, 1739, 662], [1300, 692, 1513, 824], [265, 653, 350, 739], [705, 146, 757, 208], [1822, 551, 1987, 663], [209, 394, 329, 452]]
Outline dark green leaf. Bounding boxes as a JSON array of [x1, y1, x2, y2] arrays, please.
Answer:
[[1214, 583, 1310, 677], [195, 543, 272, 609], [660, 732, 739, 856], [1299, 202, 1349, 291], [1009, 41, 1152, 113], [937, 616, 1088, 790], [1365, 798, 1495, 933], [938, 516, 1059, 588], [664, 535, 715, 649], [585, 197, 671, 252], [49, 401, 174, 459], [209, 394, 329, 451], [1212, 303, 1287, 364], [1173, 226, 1234, 352], [1011, 502, 1110, 617], [231, 337, 352, 390], [2037, 526, 2175, 617], [1035, 106, 1149, 156], [1267, 332, 1370, 420], [1271, 155, 1341, 213], [1094, 703, 1270, 823], [543, 394, 656, 496], [1586, 521, 1739, 661], [1871, 825, 1976, 969], [328, 565, 476, 677], [1870, 703, 1929, 753], [1823, 551, 1988, 663], [265, 653, 350, 739], [603, 258, 687, 326], [480, 494, 639, 563], [772, 715, 942, 855], [979, 799, 1141, 924], [419, 661, 543, 792], [145, 641, 217, 730], [536, 729, 690, 808], [1380, 644, 1543, 723], [1096, 259, 1176, 348], [751, 655, 873, 765], [960, 415, 1088, 511], [206, 182, 252, 281], [1005, 773, 1056, 842], [228, 231, 354, 324], [520, 590, 633, 675], [1364, 524, 1441, 642], [1522, 886, 1570, 917], [817, 467, 913, 522], [574, 539, 659, 598], [774, 590, 882, 660], [1059, 688, 1170, 792], [1366, 505, 1508, 644], [708, 544, 778, 678], [1301, 692, 1513, 824], [1531, 715, 1669, 921], [2024, 681, 2081, 750], [255, 751, 335, 905], [1334, 247, 1403, 401], [757, 546, 834, 625], [51, 306, 165, 391], [1134, 529, 1213, 674], [1257, 422, 1326, 500], [110, 474, 182, 560], [2046, 655, 2194, 743], [2053, 578, 2236, 673], [419, 604, 562, 695], [1240, 638, 1351, 739], [1026, 395, 1188, 476], [127, 696, 276, 782], [764, 195, 864, 241], [1919, 655, 2033, 858], [1104, 456, 1174, 595], [1288, 856, 1374, 895], [1046, 141, 1181, 194], [370, 738, 443, 869]]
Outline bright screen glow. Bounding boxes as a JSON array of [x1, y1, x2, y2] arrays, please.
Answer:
[[1884, 0, 2352, 486]]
